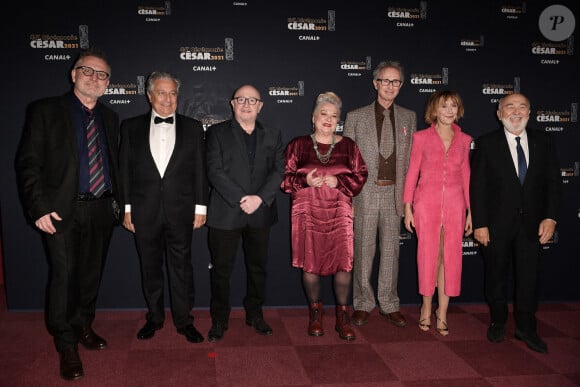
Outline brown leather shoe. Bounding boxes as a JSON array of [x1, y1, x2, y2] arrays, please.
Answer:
[[59, 347, 83, 381], [351, 310, 370, 326], [381, 311, 407, 327], [78, 326, 107, 350]]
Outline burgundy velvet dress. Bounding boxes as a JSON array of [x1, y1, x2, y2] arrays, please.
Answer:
[[403, 124, 471, 297], [281, 135, 368, 276]]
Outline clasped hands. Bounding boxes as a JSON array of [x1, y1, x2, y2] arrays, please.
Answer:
[[240, 195, 262, 215], [306, 168, 338, 188]]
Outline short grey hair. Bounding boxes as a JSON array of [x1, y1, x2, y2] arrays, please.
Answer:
[[146, 71, 181, 94], [313, 91, 342, 115], [373, 60, 404, 82]]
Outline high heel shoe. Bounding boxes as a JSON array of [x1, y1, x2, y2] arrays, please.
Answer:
[[418, 306, 431, 332], [418, 317, 431, 331], [435, 310, 449, 336]]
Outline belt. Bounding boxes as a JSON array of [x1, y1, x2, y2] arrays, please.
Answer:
[[77, 190, 113, 201], [375, 180, 395, 186]]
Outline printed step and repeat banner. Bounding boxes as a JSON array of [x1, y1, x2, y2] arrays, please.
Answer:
[[2, 0, 578, 309]]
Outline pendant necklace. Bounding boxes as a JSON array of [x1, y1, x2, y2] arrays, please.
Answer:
[[311, 133, 336, 164]]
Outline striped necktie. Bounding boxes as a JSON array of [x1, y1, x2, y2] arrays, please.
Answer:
[[84, 107, 106, 197]]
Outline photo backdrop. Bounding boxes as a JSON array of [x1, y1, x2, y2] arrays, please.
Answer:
[[1, 0, 578, 310]]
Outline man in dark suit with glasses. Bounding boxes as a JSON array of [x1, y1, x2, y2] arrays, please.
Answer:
[[205, 85, 285, 341]]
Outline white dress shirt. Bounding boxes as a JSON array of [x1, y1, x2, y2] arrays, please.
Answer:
[[150, 113, 176, 178], [504, 128, 529, 178]]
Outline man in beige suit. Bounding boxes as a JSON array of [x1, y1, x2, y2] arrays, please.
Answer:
[[343, 60, 416, 327]]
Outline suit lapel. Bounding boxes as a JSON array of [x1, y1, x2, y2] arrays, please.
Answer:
[[164, 115, 181, 175], [141, 113, 161, 177], [366, 104, 380, 155], [393, 104, 408, 167], [498, 131, 520, 182], [232, 120, 251, 168], [61, 97, 79, 164], [526, 129, 536, 174]]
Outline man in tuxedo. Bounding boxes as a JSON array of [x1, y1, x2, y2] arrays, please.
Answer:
[[15, 48, 122, 380], [205, 84, 285, 341], [471, 93, 562, 353], [343, 60, 416, 328], [120, 71, 208, 344]]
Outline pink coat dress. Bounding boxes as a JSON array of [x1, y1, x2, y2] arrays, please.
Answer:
[[403, 124, 471, 296]]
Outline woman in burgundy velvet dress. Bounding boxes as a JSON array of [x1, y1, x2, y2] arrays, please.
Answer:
[[281, 92, 368, 340], [403, 90, 473, 336]]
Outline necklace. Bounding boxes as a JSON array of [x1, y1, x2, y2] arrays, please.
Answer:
[[311, 133, 336, 164]]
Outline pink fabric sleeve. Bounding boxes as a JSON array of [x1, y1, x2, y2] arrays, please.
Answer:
[[403, 132, 422, 204], [462, 134, 472, 208]]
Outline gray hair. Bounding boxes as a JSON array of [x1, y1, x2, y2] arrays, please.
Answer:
[[373, 60, 405, 82], [146, 71, 181, 94], [313, 91, 342, 115]]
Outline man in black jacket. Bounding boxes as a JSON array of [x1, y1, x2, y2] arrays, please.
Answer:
[[16, 48, 122, 380]]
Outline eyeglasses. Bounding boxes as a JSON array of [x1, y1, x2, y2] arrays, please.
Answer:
[[376, 78, 402, 88], [75, 66, 110, 80], [232, 97, 262, 105]]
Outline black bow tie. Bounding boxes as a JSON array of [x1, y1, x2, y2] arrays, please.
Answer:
[[154, 116, 174, 124]]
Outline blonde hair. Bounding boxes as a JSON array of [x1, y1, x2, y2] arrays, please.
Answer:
[[424, 90, 464, 124], [313, 91, 342, 115]]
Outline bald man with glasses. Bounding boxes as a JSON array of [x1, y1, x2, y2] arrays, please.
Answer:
[[205, 84, 285, 341]]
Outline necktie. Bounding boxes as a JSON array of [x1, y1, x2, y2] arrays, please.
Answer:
[[154, 116, 174, 124], [515, 136, 527, 185], [85, 107, 106, 197]]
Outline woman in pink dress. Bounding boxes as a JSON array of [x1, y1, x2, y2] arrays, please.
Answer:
[[403, 90, 472, 335], [281, 92, 368, 340]]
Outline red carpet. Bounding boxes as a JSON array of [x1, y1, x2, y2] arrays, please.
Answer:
[[1, 288, 579, 386]]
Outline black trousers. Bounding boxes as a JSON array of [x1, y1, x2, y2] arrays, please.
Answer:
[[44, 197, 114, 352], [483, 220, 541, 334], [134, 210, 195, 329], [208, 225, 271, 324]]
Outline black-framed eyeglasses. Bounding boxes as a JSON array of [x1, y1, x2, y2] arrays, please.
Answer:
[[232, 97, 262, 105], [75, 66, 110, 80], [376, 78, 402, 87]]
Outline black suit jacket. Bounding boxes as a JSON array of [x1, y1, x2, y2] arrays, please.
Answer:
[[16, 93, 122, 228], [470, 128, 562, 238], [119, 112, 208, 227], [205, 119, 285, 230]]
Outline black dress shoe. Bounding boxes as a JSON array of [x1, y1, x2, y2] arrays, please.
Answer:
[[515, 329, 548, 353], [137, 321, 163, 340], [78, 326, 107, 350], [177, 324, 204, 343], [208, 322, 228, 342], [59, 347, 83, 381], [487, 322, 505, 343], [245, 317, 273, 336]]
